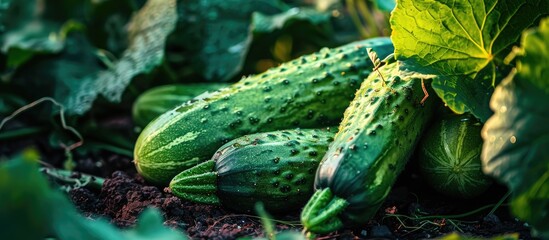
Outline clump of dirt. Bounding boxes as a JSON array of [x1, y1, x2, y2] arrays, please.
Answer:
[[70, 171, 297, 239]]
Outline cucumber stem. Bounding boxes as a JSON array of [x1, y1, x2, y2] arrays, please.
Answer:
[[301, 188, 349, 234], [300, 187, 332, 218], [169, 160, 221, 205]]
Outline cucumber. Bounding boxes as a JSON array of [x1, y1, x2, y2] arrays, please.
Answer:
[[134, 37, 394, 185], [300, 60, 435, 233], [418, 113, 492, 199], [132, 83, 229, 127], [169, 128, 336, 213]]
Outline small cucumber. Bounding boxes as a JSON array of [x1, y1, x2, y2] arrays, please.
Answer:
[[418, 113, 492, 199], [134, 38, 394, 185], [132, 83, 229, 127], [300, 60, 435, 233], [169, 128, 336, 213]]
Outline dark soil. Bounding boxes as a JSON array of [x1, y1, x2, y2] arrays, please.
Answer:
[[65, 152, 532, 240]]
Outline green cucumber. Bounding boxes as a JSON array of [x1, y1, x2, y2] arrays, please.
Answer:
[[134, 37, 394, 185], [418, 113, 492, 199], [169, 128, 336, 213], [132, 83, 229, 127], [300, 60, 435, 233]]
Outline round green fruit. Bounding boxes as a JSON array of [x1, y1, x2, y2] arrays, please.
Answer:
[[418, 114, 492, 199]]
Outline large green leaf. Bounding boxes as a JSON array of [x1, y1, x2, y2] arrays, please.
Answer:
[[11, 0, 177, 115], [0, 149, 187, 239], [391, 0, 547, 79], [398, 60, 495, 122], [481, 18, 549, 237], [0, 0, 66, 68], [76, 0, 177, 114], [240, 6, 337, 74], [0, 149, 51, 239], [390, 0, 548, 120], [86, 0, 145, 56], [0, 0, 99, 69], [170, 0, 285, 81], [512, 16, 549, 95], [11, 34, 103, 112]]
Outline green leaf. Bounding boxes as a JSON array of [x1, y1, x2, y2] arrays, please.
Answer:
[[391, 0, 547, 80], [1, 2, 65, 68], [511, 175, 549, 239], [171, 0, 285, 81], [0, 0, 91, 68], [12, 0, 177, 115], [2, 21, 66, 56], [75, 0, 177, 114], [481, 18, 549, 236], [397, 57, 496, 121], [11, 34, 103, 114], [431, 70, 496, 122], [252, 7, 330, 34], [0, 149, 51, 239], [512, 16, 549, 95], [391, 0, 548, 121], [6, 47, 37, 68], [0, 149, 187, 239], [86, 0, 143, 55]]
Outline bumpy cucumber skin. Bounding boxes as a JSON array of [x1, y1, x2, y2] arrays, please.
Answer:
[[216, 128, 335, 213], [418, 114, 492, 199], [309, 62, 434, 229], [132, 83, 229, 127], [170, 128, 336, 213], [134, 38, 394, 185]]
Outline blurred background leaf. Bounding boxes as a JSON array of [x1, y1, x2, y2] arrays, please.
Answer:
[[164, 0, 287, 82], [0, 149, 188, 239], [1, 0, 70, 69], [5, 0, 176, 115]]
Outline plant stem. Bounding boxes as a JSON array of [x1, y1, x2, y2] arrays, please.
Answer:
[[0, 97, 83, 151], [386, 203, 509, 221], [255, 202, 275, 240], [41, 168, 105, 191], [488, 190, 512, 215]]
